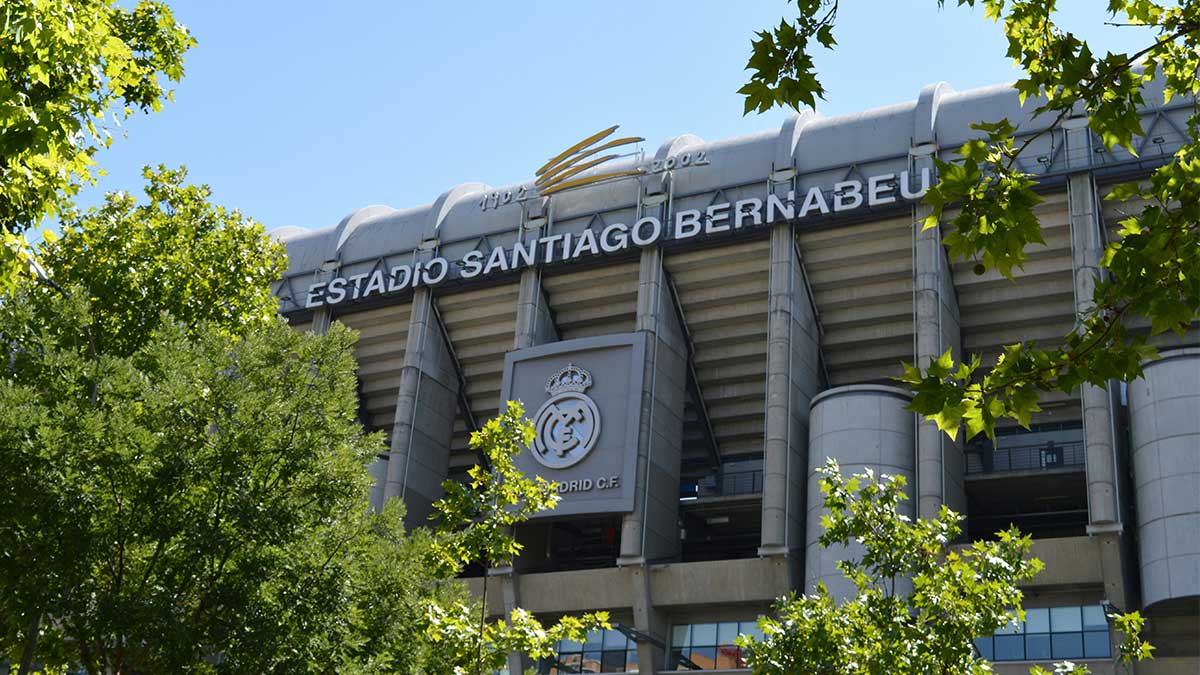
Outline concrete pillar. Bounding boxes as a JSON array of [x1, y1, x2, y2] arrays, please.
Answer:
[[310, 306, 332, 335], [1063, 115, 1134, 612], [618, 244, 687, 564], [503, 266, 557, 675], [806, 385, 916, 600], [383, 288, 460, 526], [630, 564, 667, 674], [760, 222, 823, 563], [911, 144, 967, 520], [618, 244, 687, 671], [514, 266, 559, 350], [1063, 117, 1122, 528], [1128, 348, 1200, 608]]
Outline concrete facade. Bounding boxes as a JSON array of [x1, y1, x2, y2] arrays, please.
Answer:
[[279, 76, 1198, 673]]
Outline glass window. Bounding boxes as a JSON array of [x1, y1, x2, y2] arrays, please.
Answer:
[[1082, 605, 1107, 631], [691, 623, 717, 646], [671, 624, 689, 647], [974, 637, 994, 661], [1025, 634, 1051, 660], [1051, 606, 1082, 632], [716, 622, 740, 646], [688, 647, 717, 669], [1083, 631, 1111, 658], [1025, 608, 1050, 634], [738, 620, 764, 642], [541, 628, 637, 674], [1052, 632, 1084, 659], [994, 635, 1024, 661], [978, 605, 1109, 663], [670, 620, 757, 670]]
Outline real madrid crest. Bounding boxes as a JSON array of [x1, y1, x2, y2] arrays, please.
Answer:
[[530, 363, 601, 469]]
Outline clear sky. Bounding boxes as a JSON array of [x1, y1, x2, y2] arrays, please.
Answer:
[[72, 0, 1152, 234]]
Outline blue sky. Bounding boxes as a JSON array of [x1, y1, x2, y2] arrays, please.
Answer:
[[74, 0, 1152, 233]]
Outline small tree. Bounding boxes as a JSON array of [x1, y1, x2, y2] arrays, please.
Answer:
[[738, 460, 1154, 675], [424, 400, 609, 675]]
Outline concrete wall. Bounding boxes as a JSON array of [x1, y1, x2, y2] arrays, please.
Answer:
[[805, 385, 915, 599], [1128, 347, 1200, 608]]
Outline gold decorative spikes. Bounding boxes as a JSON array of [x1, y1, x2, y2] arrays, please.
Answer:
[[536, 126, 644, 196]]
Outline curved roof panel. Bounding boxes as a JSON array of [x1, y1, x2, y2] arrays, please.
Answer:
[[279, 76, 1187, 296]]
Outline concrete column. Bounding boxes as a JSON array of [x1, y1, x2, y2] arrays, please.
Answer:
[[1063, 116, 1133, 613], [311, 306, 332, 335], [504, 266, 557, 675], [514, 267, 558, 350], [911, 144, 967, 520], [1063, 117, 1122, 528], [630, 564, 667, 674], [760, 222, 823, 563], [618, 245, 687, 671], [806, 385, 916, 600], [383, 288, 460, 526], [1128, 348, 1200, 608], [618, 245, 687, 564]]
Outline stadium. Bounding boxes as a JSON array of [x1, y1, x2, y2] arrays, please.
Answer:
[[274, 77, 1198, 674]]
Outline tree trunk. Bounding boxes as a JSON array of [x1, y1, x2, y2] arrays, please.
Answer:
[[16, 613, 40, 675]]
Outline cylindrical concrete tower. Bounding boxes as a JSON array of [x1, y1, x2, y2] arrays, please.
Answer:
[[1128, 347, 1200, 608], [806, 385, 916, 600]]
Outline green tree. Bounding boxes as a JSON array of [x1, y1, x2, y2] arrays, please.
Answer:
[[1, 0, 194, 290], [0, 169, 426, 674], [738, 461, 1154, 675], [743, 0, 1199, 444], [41, 165, 288, 357], [424, 401, 610, 675]]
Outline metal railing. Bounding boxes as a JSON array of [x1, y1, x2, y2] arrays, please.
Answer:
[[965, 440, 1085, 476]]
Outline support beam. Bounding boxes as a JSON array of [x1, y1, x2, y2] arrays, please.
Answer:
[[311, 306, 332, 335], [502, 265, 558, 675], [911, 144, 967, 520], [618, 243, 688, 671], [383, 287, 461, 527], [1063, 115, 1133, 611], [664, 268, 721, 469], [620, 244, 688, 564], [760, 221, 823, 564], [514, 267, 559, 350]]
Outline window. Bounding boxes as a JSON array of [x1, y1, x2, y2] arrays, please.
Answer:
[[974, 606, 1110, 662], [670, 620, 763, 670], [537, 628, 638, 674]]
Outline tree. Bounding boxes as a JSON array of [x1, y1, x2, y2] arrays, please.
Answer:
[[1, 0, 194, 290], [742, 0, 1199, 444], [424, 401, 610, 675], [737, 461, 1154, 675], [0, 167, 401, 674]]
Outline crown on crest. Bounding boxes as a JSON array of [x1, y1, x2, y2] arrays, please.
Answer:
[[546, 363, 593, 395]]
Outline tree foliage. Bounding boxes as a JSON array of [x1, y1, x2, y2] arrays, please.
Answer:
[[738, 461, 1153, 675], [40, 165, 288, 358], [424, 401, 610, 675], [743, 1, 1200, 442], [1, 0, 194, 291], [0, 169, 440, 674]]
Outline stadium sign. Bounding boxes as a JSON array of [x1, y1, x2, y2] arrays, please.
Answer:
[[302, 167, 930, 309]]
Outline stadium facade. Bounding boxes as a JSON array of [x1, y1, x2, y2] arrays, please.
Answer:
[[274, 78, 1199, 674]]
